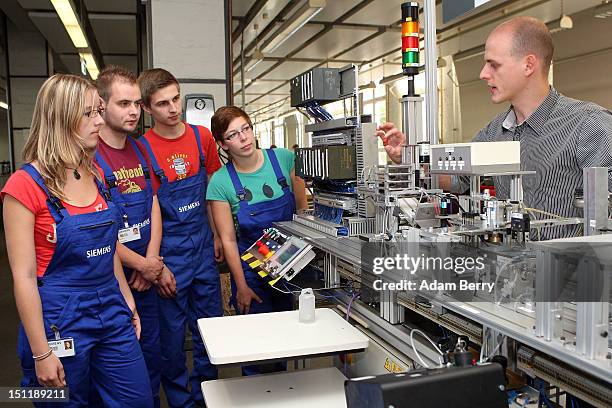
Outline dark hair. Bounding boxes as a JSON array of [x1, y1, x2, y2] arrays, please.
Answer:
[[211, 106, 252, 142], [96, 65, 138, 103], [138, 68, 180, 107]]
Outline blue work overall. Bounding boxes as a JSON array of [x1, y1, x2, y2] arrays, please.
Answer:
[[94, 138, 161, 407], [226, 149, 296, 375], [140, 125, 222, 408], [17, 164, 153, 407]]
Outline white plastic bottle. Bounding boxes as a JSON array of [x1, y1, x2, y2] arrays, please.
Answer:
[[299, 288, 316, 323]]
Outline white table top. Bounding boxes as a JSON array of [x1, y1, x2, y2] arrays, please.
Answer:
[[201, 367, 348, 408], [197, 308, 369, 365]]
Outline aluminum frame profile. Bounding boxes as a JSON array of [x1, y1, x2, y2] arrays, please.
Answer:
[[583, 167, 609, 236]]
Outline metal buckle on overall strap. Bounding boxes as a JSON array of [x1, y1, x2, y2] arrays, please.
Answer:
[[48, 196, 64, 211], [102, 188, 112, 201], [278, 177, 289, 189], [105, 177, 117, 189]]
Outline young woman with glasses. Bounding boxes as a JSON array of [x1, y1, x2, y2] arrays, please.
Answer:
[[207, 106, 307, 375]]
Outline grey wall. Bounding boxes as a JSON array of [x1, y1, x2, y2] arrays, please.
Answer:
[[454, 53, 508, 142], [552, 8, 612, 110], [452, 6, 612, 143], [148, 0, 229, 112]]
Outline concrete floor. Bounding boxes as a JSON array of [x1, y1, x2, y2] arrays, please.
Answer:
[[0, 234, 332, 407]]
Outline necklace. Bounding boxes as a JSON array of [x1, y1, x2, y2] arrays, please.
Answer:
[[66, 160, 83, 180]]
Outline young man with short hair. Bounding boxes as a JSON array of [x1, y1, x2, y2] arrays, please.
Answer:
[[95, 65, 177, 408], [138, 68, 223, 408], [379, 16, 612, 239]]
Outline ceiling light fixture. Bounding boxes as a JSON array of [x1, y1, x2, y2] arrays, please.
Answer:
[[548, 0, 573, 33], [548, 15, 573, 33], [50, 0, 100, 79], [360, 81, 377, 90], [379, 72, 404, 86], [0, 101, 8, 110], [50, 0, 88, 47], [245, 24, 264, 73], [360, 64, 376, 91], [246, 48, 264, 72], [261, 0, 325, 54], [79, 52, 99, 80]]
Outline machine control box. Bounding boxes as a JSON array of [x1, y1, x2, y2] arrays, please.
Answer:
[[430, 141, 520, 175], [290, 68, 340, 107], [295, 145, 357, 180], [290, 65, 356, 107]]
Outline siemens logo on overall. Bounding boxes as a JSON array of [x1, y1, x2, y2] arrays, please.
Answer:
[[87, 245, 112, 258], [178, 201, 200, 213], [136, 218, 151, 229]]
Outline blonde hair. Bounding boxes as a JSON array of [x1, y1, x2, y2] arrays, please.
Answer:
[[22, 74, 101, 199]]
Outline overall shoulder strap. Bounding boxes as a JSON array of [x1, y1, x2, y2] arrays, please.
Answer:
[[189, 124, 206, 169], [226, 161, 248, 201], [20, 163, 67, 220], [128, 137, 151, 180], [138, 135, 167, 182], [94, 150, 119, 191], [266, 149, 289, 190]]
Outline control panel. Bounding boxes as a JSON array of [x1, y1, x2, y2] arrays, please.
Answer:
[[430, 141, 520, 175]]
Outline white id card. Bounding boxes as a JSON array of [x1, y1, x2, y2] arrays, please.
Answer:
[[48, 338, 76, 358], [118, 225, 141, 243]]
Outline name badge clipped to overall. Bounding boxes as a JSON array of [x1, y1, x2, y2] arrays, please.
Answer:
[[48, 325, 75, 358], [118, 214, 141, 244]]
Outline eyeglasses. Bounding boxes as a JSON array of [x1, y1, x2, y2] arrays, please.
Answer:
[[224, 124, 253, 142], [84, 106, 105, 118]]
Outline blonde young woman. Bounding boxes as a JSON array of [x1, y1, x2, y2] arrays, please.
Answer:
[[1, 74, 153, 407]]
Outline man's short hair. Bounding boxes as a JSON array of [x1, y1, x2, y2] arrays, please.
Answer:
[[502, 16, 554, 74], [138, 68, 180, 107], [96, 65, 138, 103]]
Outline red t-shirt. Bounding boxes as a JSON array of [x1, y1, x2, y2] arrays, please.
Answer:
[[96, 137, 153, 194], [1, 167, 109, 277], [141, 123, 221, 192]]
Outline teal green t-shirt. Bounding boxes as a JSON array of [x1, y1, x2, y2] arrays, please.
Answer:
[[206, 148, 295, 215]]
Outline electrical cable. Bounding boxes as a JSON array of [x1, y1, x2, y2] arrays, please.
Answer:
[[282, 279, 359, 306], [479, 327, 489, 364], [523, 207, 565, 220], [346, 291, 360, 321], [539, 384, 554, 408], [484, 334, 505, 362], [409, 328, 444, 369], [270, 282, 294, 294]]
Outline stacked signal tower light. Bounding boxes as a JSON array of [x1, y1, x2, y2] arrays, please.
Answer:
[[400, 2, 428, 187], [401, 2, 420, 91]]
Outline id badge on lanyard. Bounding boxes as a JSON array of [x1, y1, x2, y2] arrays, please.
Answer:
[[118, 214, 141, 244], [49, 325, 75, 358]]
